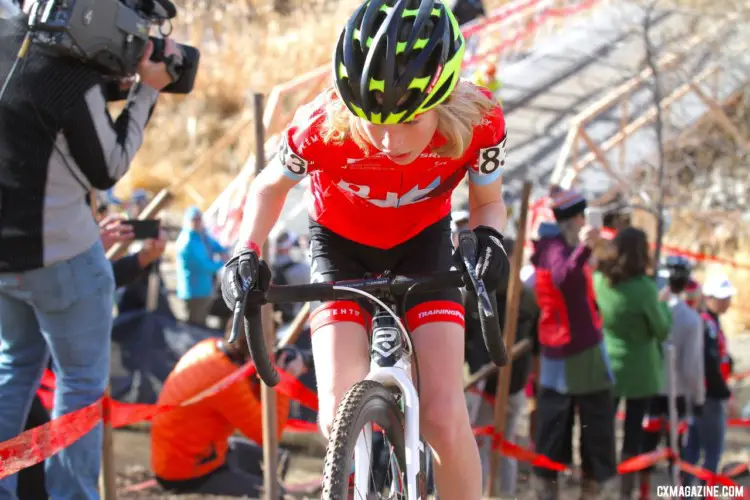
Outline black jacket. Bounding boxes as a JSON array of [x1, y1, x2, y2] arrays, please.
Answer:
[[464, 285, 540, 396], [701, 310, 732, 400], [0, 15, 158, 272]]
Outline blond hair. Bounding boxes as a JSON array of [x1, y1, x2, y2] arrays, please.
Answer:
[[320, 80, 497, 159]]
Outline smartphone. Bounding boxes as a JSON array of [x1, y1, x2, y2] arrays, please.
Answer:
[[125, 219, 161, 240], [584, 207, 603, 229]]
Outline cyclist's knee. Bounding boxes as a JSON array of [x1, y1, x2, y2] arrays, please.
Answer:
[[310, 311, 370, 439], [420, 393, 471, 452]]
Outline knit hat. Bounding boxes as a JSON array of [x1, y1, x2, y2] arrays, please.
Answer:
[[548, 187, 587, 222]]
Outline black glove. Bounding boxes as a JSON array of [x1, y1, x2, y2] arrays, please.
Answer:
[[692, 404, 704, 417], [221, 247, 271, 313], [453, 226, 510, 291]]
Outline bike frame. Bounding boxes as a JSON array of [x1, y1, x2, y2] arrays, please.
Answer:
[[353, 308, 422, 499]]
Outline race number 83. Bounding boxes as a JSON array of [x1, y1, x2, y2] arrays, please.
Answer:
[[476, 134, 507, 175], [279, 137, 309, 176]]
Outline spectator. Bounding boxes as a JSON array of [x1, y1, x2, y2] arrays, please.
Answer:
[[271, 231, 311, 325], [150, 333, 307, 497], [682, 279, 702, 310], [175, 206, 229, 326], [0, 10, 176, 497], [97, 214, 166, 288], [471, 61, 502, 99], [15, 217, 165, 500], [593, 227, 672, 499], [449, 0, 486, 25], [128, 188, 150, 218], [529, 187, 617, 500], [462, 235, 540, 497], [683, 274, 736, 480], [640, 256, 704, 496]]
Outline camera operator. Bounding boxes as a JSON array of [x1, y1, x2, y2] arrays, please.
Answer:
[[0, 9, 180, 498]]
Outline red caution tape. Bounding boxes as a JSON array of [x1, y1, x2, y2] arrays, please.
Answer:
[[727, 418, 750, 428], [8, 361, 749, 484], [0, 362, 320, 480], [472, 421, 747, 492], [0, 400, 102, 479], [601, 227, 750, 270], [465, 0, 599, 67], [618, 449, 671, 474], [473, 425, 568, 471]]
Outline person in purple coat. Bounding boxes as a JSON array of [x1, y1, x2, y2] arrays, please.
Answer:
[[528, 187, 617, 500]]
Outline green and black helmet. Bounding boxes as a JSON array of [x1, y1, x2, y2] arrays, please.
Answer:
[[333, 0, 465, 124]]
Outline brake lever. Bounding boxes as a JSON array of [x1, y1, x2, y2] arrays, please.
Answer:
[[228, 287, 249, 343], [458, 230, 494, 316]]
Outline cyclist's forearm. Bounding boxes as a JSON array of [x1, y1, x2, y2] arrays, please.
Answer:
[[239, 173, 288, 253], [469, 199, 507, 232]]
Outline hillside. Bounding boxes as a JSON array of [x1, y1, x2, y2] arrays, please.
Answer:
[[117, 0, 512, 205]]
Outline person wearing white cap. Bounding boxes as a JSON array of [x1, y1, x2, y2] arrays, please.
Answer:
[[683, 273, 736, 484]]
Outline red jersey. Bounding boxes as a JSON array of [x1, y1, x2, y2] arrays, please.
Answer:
[[277, 86, 507, 249]]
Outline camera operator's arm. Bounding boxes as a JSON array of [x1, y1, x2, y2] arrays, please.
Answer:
[[111, 230, 166, 287], [60, 40, 180, 190]]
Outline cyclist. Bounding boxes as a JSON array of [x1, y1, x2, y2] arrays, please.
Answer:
[[220, 0, 510, 497]]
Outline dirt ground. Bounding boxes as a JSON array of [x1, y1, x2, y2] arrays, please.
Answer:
[[113, 343, 750, 499]]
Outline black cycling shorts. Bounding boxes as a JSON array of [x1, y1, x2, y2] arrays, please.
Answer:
[[307, 216, 464, 334]]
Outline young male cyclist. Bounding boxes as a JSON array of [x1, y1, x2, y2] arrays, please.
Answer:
[[221, 1, 510, 497]]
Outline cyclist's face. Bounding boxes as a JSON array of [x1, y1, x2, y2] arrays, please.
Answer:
[[360, 110, 438, 165]]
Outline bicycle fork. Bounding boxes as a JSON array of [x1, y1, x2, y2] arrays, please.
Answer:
[[353, 311, 422, 499]]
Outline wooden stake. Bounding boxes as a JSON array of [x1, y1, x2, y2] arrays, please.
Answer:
[[252, 93, 281, 500], [98, 388, 116, 500], [463, 339, 532, 392], [485, 181, 532, 498]]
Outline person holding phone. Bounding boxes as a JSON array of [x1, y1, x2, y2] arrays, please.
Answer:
[[529, 186, 617, 500], [176, 207, 229, 326]]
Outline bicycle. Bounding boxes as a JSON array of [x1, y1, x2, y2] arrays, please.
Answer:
[[228, 230, 508, 499]]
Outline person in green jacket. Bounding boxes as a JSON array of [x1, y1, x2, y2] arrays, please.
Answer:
[[593, 226, 672, 500]]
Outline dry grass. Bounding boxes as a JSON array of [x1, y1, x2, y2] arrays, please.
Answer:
[[631, 87, 750, 335], [117, 0, 513, 209]]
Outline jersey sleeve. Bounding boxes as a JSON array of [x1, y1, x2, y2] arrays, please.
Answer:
[[275, 94, 327, 182], [467, 104, 507, 186]]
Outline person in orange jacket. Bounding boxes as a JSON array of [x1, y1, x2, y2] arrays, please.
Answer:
[[151, 332, 308, 497]]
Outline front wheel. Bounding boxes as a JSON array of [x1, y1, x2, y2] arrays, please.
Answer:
[[321, 380, 409, 499]]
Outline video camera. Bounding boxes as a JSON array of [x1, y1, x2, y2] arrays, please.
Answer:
[[26, 0, 200, 94]]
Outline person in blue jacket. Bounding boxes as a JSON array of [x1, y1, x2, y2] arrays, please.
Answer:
[[176, 206, 229, 326]]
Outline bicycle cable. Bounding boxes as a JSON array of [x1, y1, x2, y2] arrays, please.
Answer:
[[331, 285, 414, 356]]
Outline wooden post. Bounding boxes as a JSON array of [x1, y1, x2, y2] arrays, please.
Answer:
[[92, 190, 116, 500], [486, 181, 532, 498], [253, 92, 281, 500], [277, 303, 311, 348], [98, 390, 116, 500], [688, 82, 750, 150], [464, 339, 532, 392]]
